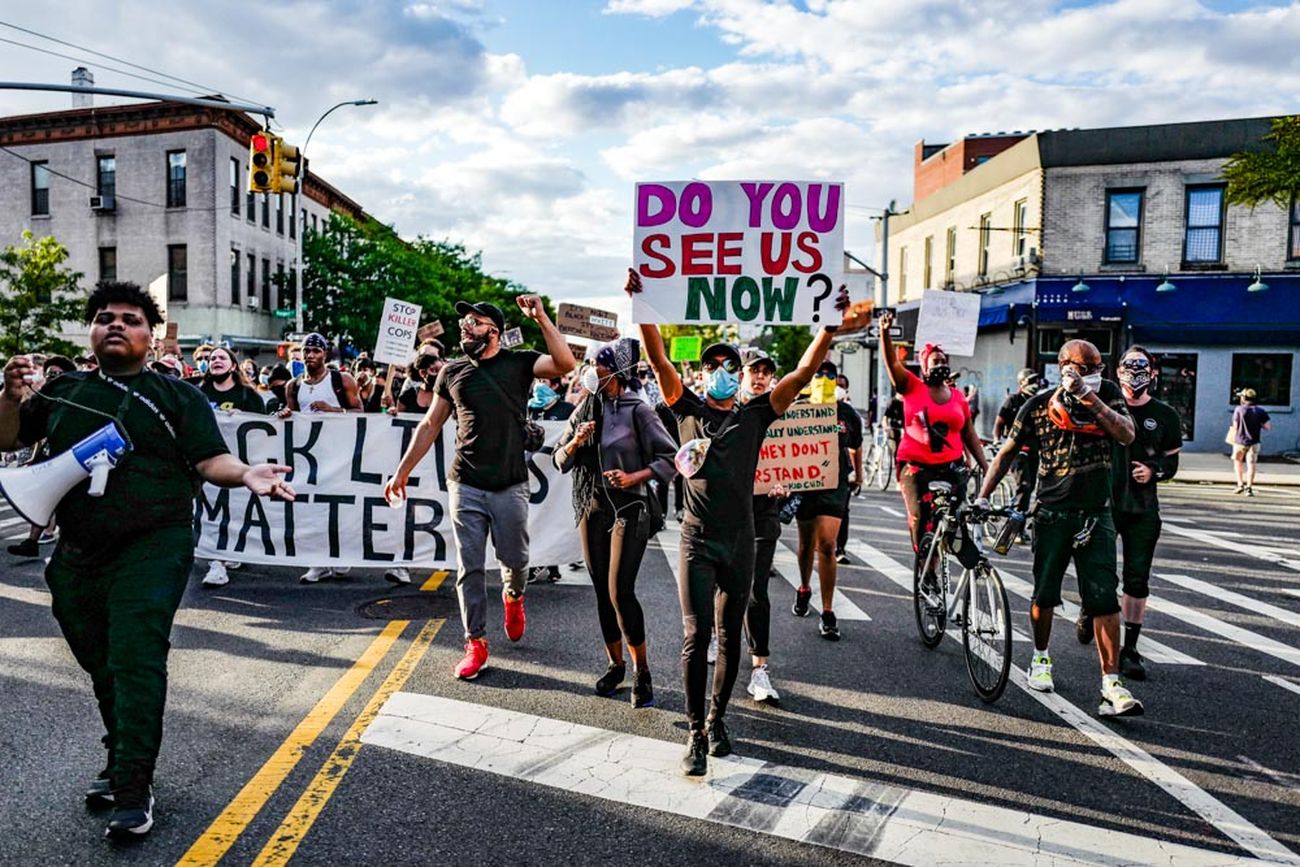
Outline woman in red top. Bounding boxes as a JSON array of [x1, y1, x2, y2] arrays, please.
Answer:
[[877, 311, 988, 567]]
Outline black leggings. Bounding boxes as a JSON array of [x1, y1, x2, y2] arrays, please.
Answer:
[[746, 532, 777, 658], [898, 461, 966, 553], [678, 522, 753, 732], [580, 492, 650, 647]]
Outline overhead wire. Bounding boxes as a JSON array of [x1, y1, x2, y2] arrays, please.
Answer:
[[0, 36, 214, 97]]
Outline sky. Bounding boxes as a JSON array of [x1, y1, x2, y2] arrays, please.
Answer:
[[1, 0, 1299, 319]]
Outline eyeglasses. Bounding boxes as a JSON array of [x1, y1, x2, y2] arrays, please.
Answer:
[[1065, 362, 1105, 375], [702, 357, 738, 373], [459, 315, 496, 333], [1120, 357, 1151, 371]]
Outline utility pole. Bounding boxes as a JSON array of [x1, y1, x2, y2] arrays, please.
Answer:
[[876, 200, 897, 423]]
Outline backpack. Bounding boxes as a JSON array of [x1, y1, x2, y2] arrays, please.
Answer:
[[292, 368, 351, 410]]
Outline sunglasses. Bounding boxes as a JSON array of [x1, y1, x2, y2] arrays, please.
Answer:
[[1120, 356, 1152, 371], [1065, 362, 1105, 375], [702, 357, 738, 374]]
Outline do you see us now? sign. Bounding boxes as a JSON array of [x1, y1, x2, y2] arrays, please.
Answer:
[[633, 180, 845, 326]]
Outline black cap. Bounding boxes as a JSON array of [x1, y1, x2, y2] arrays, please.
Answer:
[[268, 363, 292, 384], [816, 360, 838, 378], [455, 301, 505, 333], [701, 342, 742, 369]]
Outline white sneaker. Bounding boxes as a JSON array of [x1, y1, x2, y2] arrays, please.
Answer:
[[1099, 677, 1144, 717], [224, 561, 243, 571], [706, 633, 718, 665], [334, 566, 352, 576], [1027, 653, 1054, 692], [385, 567, 411, 585], [300, 567, 333, 584], [37, 530, 58, 545], [202, 561, 229, 587], [747, 665, 780, 703]]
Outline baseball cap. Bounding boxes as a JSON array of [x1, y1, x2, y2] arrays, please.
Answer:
[[815, 360, 838, 378], [455, 301, 505, 333], [741, 347, 775, 370], [700, 342, 742, 370]]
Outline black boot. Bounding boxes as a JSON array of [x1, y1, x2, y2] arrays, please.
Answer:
[[706, 717, 731, 757], [681, 731, 708, 776], [630, 669, 654, 708], [595, 662, 626, 697], [105, 765, 154, 839]]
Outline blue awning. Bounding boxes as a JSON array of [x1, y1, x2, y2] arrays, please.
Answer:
[[977, 280, 1036, 327]]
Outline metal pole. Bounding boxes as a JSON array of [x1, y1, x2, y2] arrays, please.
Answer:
[[877, 200, 896, 423], [0, 81, 273, 116]]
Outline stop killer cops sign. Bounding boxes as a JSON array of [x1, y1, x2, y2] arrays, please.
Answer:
[[373, 297, 422, 366], [633, 180, 845, 325]]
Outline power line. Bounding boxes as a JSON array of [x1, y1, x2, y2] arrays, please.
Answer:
[[0, 36, 213, 97]]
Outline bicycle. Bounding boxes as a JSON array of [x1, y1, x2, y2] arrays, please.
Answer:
[[912, 479, 1014, 703], [863, 424, 896, 491]]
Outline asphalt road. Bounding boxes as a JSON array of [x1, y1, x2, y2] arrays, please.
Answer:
[[1, 479, 1298, 865]]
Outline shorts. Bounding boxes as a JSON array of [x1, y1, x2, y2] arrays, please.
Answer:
[[795, 484, 849, 521], [1232, 443, 1260, 461], [1031, 506, 1120, 617]]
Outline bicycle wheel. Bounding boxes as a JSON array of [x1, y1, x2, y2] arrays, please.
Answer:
[[875, 441, 894, 491], [962, 563, 1012, 702], [912, 539, 946, 648]]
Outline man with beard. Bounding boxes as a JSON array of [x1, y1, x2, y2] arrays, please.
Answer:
[[385, 297, 575, 680], [0, 281, 294, 838]]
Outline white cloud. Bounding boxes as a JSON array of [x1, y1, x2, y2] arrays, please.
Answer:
[[603, 0, 697, 17]]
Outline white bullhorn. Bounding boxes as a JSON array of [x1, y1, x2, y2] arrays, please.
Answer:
[[0, 423, 131, 527]]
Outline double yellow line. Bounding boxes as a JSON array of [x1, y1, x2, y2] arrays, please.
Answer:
[[178, 570, 451, 866]]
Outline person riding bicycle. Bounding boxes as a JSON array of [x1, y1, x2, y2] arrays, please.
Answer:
[[978, 339, 1144, 717], [877, 312, 988, 582]]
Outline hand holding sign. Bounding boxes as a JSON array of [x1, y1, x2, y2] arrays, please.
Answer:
[[624, 267, 643, 297]]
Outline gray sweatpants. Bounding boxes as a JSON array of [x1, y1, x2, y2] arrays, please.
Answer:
[[449, 481, 530, 641]]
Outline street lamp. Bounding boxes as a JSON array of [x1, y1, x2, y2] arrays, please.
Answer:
[[294, 99, 379, 333]]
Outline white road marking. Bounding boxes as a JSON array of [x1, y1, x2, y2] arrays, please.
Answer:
[[1237, 754, 1300, 795], [1161, 518, 1300, 572], [1263, 674, 1300, 698], [363, 692, 1264, 866], [1284, 589, 1300, 601], [1157, 572, 1300, 630], [0, 516, 29, 530], [772, 542, 870, 621], [877, 505, 905, 518]]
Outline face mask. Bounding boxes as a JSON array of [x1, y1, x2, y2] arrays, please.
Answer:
[[1118, 358, 1152, 396], [581, 367, 601, 394], [705, 367, 739, 400], [1083, 373, 1103, 392], [809, 377, 837, 405], [211, 368, 233, 382], [835, 386, 849, 403], [259, 374, 270, 386], [197, 360, 209, 374], [290, 360, 305, 378], [924, 365, 951, 386], [461, 337, 488, 360], [271, 384, 287, 403]]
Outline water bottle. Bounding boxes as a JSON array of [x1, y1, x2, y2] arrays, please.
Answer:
[[993, 508, 1026, 555]]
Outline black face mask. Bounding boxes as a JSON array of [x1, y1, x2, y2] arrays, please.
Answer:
[[210, 368, 234, 383], [271, 384, 287, 403], [461, 337, 487, 360], [924, 365, 951, 386]]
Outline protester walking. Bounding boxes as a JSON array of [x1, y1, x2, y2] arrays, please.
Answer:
[[1230, 388, 1271, 496]]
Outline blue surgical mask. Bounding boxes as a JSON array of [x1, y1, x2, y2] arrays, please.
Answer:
[[706, 367, 739, 400], [290, 360, 305, 377], [259, 374, 270, 387], [198, 360, 209, 374]]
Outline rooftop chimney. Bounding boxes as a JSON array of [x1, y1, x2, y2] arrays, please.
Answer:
[[71, 67, 93, 108]]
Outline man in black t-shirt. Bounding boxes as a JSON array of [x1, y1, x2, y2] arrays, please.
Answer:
[[979, 339, 1144, 718], [995, 368, 1043, 508], [386, 296, 576, 681], [1105, 346, 1182, 681], [629, 268, 849, 777], [0, 282, 293, 839]]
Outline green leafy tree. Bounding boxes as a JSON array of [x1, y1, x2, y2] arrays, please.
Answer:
[[759, 324, 816, 374], [1223, 116, 1300, 209], [0, 231, 86, 357]]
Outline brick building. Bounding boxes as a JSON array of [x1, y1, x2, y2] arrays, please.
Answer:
[[0, 93, 367, 360]]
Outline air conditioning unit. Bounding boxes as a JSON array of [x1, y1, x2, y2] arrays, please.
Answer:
[[89, 195, 116, 211], [246, 296, 259, 309]]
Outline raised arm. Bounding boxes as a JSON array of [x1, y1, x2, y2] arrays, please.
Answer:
[[625, 268, 682, 405], [770, 285, 850, 415], [877, 310, 910, 393], [519, 295, 577, 378]]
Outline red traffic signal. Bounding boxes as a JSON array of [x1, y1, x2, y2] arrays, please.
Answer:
[[249, 131, 274, 193]]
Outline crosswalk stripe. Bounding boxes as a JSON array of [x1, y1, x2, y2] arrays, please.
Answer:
[[363, 692, 1268, 866], [0, 516, 30, 530], [1263, 674, 1300, 698], [1162, 518, 1300, 572], [772, 542, 870, 621], [1156, 572, 1300, 630]]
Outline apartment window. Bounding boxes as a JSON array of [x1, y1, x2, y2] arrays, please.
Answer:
[[276, 263, 287, 309], [1289, 193, 1300, 261], [944, 226, 956, 285], [261, 193, 270, 228], [97, 155, 115, 199], [247, 252, 256, 301], [166, 150, 186, 208], [1104, 189, 1143, 264], [262, 258, 271, 311], [230, 248, 241, 305], [898, 247, 908, 296], [288, 267, 298, 310], [290, 204, 298, 240], [230, 158, 241, 215], [167, 245, 187, 301], [1231, 353, 1292, 406], [922, 235, 933, 289], [273, 193, 283, 234], [31, 161, 49, 215], [98, 246, 117, 282], [1183, 185, 1225, 264], [311, 213, 318, 233], [978, 212, 992, 277], [246, 169, 255, 222], [1012, 198, 1028, 257]]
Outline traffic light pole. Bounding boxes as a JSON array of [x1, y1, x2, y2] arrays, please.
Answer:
[[0, 82, 274, 116]]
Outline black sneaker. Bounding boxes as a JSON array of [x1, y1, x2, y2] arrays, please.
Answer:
[[1076, 611, 1094, 645], [594, 662, 626, 697], [835, 549, 850, 564], [6, 538, 38, 558], [706, 717, 731, 757], [819, 610, 841, 641], [105, 778, 154, 839], [1119, 647, 1148, 681], [792, 586, 812, 617], [85, 768, 113, 809], [631, 669, 655, 708], [681, 732, 708, 776]]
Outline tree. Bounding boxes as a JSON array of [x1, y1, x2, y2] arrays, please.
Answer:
[[0, 231, 86, 357], [1222, 116, 1300, 209]]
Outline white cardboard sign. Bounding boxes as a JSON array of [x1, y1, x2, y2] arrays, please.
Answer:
[[373, 297, 422, 366], [913, 289, 981, 357]]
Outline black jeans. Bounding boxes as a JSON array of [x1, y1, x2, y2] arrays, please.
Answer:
[[898, 460, 966, 554], [580, 492, 650, 647], [678, 522, 754, 732], [1114, 508, 1161, 600], [45, 525, 193, 785], [746, 530, 778, 658]]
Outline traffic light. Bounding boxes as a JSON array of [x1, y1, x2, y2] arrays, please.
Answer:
[[249, 131, 274, 193], [273, 138, 302, 195]]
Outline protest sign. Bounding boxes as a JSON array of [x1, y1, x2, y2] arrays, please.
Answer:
[[913, 289, 981, 357], [162, 321, 180, 356], [633, 180, 845, 325], [557, 303, 620, 342], [373, 298, 422, 366], [669, 335, 702, 363], [502, 327, 524, 348], [195, 415, 582, 569], [568, 343, 587, 361], [417, 321, 444, 342], [753, 404, 839, 494]]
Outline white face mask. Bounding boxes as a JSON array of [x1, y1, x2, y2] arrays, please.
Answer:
[[1082, 373, 1103, 392], [834, 386, 848, 402], [581, 367, 600, 394]]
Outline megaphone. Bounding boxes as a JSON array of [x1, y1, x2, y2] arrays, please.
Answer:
[[0, 423, 131, 527]]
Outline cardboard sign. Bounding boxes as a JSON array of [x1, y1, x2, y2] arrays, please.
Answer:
[[753, 403, 839, 494], [162, 321, 180, 356], [374, 297, 422, 366], [568, 343, 587, 361], [633, 180, 845, 325], [502, 327, 524, 349], [913, 289, 981, 357], [669, 335, 702, 363], [557, 303, 620, 342], [417, 321, 444, 342]]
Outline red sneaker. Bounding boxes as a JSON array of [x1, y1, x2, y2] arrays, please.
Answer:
[[503, 591, 526, 642], [454, 638, 489, 680]]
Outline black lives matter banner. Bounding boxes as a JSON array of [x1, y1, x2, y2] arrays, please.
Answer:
[[194, 414, 582, 569]]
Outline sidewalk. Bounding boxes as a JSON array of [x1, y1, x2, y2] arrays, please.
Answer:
[[1176, 452, 1300, 486]]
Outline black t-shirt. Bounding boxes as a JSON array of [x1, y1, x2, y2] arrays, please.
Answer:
[[997, 392, 1031, 431], [1006, 381, 1131, 510], [530, 400, 574, 422], [669, 389, 780, 533], [835, 400, 864, 487], [18, 370, 229, 555], [1112, 397, 1182, 513], [397, 382, 432, 414], [359, 385, 384, 414], [435, 349, 541, 491], [199, 380, 270, 414]]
